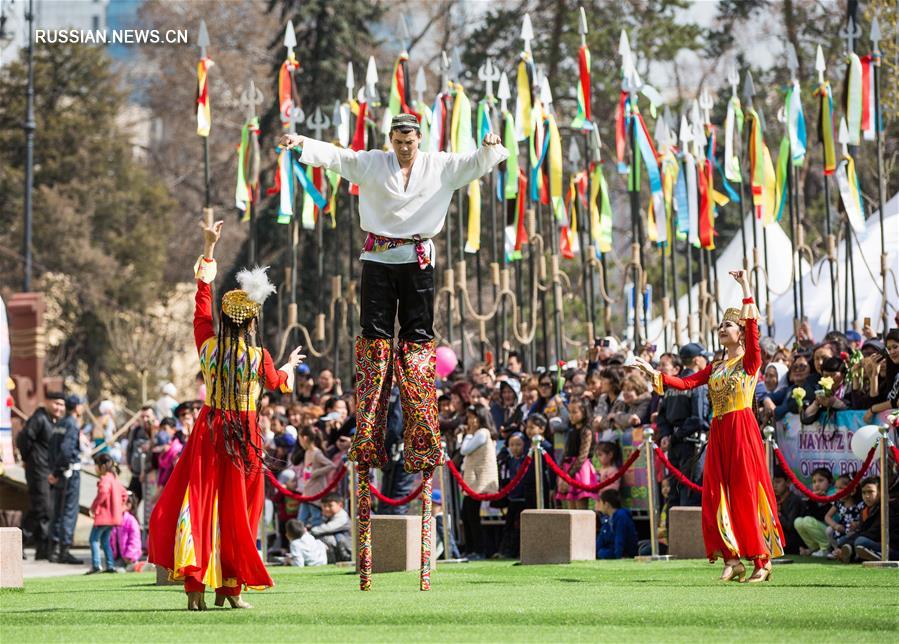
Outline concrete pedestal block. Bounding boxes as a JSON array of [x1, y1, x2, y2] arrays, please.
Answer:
[[520, 510, 596, 565], [0, 527, 24, 588], [371, 515, 437, 574], [668, 506, 705, 559]]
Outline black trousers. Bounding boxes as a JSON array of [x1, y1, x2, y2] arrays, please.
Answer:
[[23, 464, 52, 544], [360, 260, 434, 342]]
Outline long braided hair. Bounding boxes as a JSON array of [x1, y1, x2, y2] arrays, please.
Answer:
[[209, 310, 265, 473]]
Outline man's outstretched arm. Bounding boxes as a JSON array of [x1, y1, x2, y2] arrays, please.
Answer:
[[279, 133, 370, 185], [443, 132, 509, 190]]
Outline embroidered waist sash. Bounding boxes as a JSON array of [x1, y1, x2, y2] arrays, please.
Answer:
[[363, 232, 431, 270]]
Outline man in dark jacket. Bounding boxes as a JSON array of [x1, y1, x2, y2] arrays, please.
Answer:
[[655, 344, 710, 506], [47, 395, 84, 564], [17, 392, 66, 559]]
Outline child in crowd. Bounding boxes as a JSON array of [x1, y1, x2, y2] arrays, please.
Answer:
[[459, 403, 498, 559], [496, 432, 528, 558], [771, 468, 804, 555], [825, 474, 863, 558], [838, 478, 886, 562], [523, 413, 555, 508], [284, 519, 328, 567], [310, 494, 352, 562], [793, 466, 835, 556], [596, 489, 638, 559], [87, 454, 127, 574], [111, 493, 143, 571], [296, 426, 337, 527], [556, 398, 598, 510], [595, 441, 622, 491]]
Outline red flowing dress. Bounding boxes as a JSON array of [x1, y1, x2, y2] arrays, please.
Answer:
[[148, 278, 289, 593], [657, 298, 785, 562]]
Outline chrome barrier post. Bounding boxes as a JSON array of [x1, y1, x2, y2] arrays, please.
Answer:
[[533, 436, 545, 510], [763, 425, 775, 479], [637, 428, 672, 562], [863, 424, 898, 568]]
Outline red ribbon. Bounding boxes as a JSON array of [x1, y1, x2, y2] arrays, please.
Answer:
[[446, 455, 533, 502], [265, 464, 346, 502], [774, 447, 877, 503], [542, 447, 643, 492], [370, 481, 424, 507], [653, 445, 703, 493]]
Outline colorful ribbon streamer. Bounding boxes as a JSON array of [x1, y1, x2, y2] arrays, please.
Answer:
[[388, 52, 419, 124], [278, 55, 300, 129], [571, 45, 593, 130], [835, 152, 865, 232], [860, 55, 876, 141], [843, 52, 862, 146], [235, 117, 260, 220], [747, 109, 777, 224], [786, 80, 807, 165], [723, 96, 743, 183], [631, 110, 665, 244], [514, 53, 533, 141], [590, 162, 613, 255], [196, 56, 212, 137], [816, 81, 836, 175]]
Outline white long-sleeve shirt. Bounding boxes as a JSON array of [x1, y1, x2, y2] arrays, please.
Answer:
[[299, 138, 508, 265], [288, 533, 328, 567]]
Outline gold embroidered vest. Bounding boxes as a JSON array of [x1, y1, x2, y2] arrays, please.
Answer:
[[708, 355, 758, 418], [199, 338, 262, 412]]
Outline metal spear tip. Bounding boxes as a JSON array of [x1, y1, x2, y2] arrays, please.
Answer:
[[578, 6, 588, 35], [283, 20, 296, 49], [366, 55, 378, 86], [521, 13, 534, 44], [400, 14, 411, 45], [870, 15, 881, 45], [567, 137, 581, 164], [679, 114, 692, 144], [653, 116, 668, 148], [497, 71, 511, 101], [197, 19, 209, 50], [452, 46, 464, 79], [837, 116, 850, 145], [815, 44, 826, 72], [785, 43, 798, 79], [346, 62, 355, 89], [415, 66, 427, 94], [540, 75, 553, 105], [742, 70, 755, 101], [618, 30, 631, 58], [441, 50, 450, 71]]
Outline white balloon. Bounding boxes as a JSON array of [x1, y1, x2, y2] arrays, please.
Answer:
[[851, 425, 883, 461]]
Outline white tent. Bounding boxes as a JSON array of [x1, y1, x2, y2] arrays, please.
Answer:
[[646, 192, 898, 350]]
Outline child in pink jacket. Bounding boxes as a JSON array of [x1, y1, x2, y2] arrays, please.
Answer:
[[87, 454, 127, 574], [111, 494, 143, 570]]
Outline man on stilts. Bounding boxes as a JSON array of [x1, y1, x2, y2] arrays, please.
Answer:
[[280, 114, 507, 590]]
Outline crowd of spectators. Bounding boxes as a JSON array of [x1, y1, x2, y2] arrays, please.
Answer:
[[13, 321, 899, 567]]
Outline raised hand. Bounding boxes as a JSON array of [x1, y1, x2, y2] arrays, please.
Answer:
[[729, 269, 752, 297], [279, 133, 303, 150], [482, 133, 501, 146], [200, 219, 223, 257], [288, 345, 306, 369], [627, 356, 658, 380]]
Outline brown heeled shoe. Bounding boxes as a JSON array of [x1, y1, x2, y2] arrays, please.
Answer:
[[215, 591, 253, 609], [186, 591, 207, 611], [745, 563, 773, 583], [719, 561, 746, 582]]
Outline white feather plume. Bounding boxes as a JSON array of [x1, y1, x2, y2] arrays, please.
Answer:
[[236, 265, 276, 305]]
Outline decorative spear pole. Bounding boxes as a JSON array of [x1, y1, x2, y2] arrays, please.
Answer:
[[742, 71, 761, 306], [283, 21, 305, 313], [541, 74, 563, 366], [784, 45, 801, 326], [870, 15, 888, 334], [497, 70, 512, 356], [663, 106, 682, 347], [679, 113, 695, 339], [620, 30, 644, 347], [450, 47, 468, 369], [237, 79, 264, 265], [815, 45, 838, 330], [726, 65, 748, 274], [197, 20, 212, 215], [307, 105, 331, 314], [345, 61, 357, 334], [840, 6, 861, 328], [478, 56, 502, 358], [438, 51, 456, 352], [520, 14, 538, 368], [575, 6, 598, 342], [699, 88, 721, 334]]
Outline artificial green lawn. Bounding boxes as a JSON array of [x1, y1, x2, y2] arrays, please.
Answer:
[[1, 560, 897, 642]]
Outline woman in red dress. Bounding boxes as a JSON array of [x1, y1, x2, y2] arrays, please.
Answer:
[[149, 220, 304, 610], [633, 271, 784, 583]]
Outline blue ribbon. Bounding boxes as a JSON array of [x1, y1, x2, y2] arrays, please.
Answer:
[[290, 149, 328, 209], [529, 121, 551, 202], [674, 158, 689, 235]]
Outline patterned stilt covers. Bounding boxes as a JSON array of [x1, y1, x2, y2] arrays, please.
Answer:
[[394, 339, 443, 472], [357, 465, 372, 591], [350, 337, 392, 469], [419, 471, 433, 591]]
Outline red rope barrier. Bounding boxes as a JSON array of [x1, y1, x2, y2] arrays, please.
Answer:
[[542, 446, 643, 493], [653, 446, 703, 493], [265, 464, 347, 502], [774, 447, 877, 503], [446, 455, 533, 501], [370, 481, 425, 506], [891, 445, 899, 466]]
